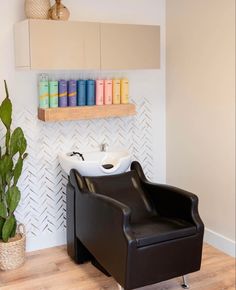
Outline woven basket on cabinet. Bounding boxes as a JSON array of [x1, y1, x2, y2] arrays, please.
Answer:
[[24, 0, 51, 19], [0, 224, 26, 271]]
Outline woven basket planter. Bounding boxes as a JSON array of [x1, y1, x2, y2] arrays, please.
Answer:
[[25, 0, 51, 19], [0, 224, 26, 271]]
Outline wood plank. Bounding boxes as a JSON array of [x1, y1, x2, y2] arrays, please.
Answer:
[[38, 104, 136, 122], [0, 244, 235, 289]]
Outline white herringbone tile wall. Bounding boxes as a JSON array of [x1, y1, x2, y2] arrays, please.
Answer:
[[0, 0, 166, 252], [0, 97, 154, 251]]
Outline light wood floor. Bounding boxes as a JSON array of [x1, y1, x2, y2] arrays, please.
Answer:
[[0, 244, 235, 290]]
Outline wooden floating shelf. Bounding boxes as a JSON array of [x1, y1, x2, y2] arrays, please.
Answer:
[[38, 104, 136, 122]]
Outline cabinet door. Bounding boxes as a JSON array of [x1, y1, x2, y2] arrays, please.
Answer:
[[29, 20, 100, 70], [101, 23, 160, 70]]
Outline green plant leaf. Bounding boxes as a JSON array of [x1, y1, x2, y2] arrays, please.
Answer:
[[2, 215, 15, 242], [0, 155, 13, 179], [0, 201, 7, 218], [0, 97, 12, 129], [6, 172, 12, 188], [4, 80, 9, 98], [6, 186, 21, 214], [5, 129, 10, 155], [0, 217, 5, 239], [10, 127, 27, 157], [13, 157, 23, 185], [0, 155, 14, 183], [10, 215, 16, 238], [0, 176, 3, 193]]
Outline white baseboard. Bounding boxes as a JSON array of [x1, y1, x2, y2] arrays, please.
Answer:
[[26, 230, 66, 252], [204, 228, 236, 257]]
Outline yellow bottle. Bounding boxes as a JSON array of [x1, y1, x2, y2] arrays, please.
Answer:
[[121, 78, 129, 104], [112, 79, 121, 104]]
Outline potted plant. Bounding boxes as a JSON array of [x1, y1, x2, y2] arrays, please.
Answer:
[[0, 81, 28, 271]]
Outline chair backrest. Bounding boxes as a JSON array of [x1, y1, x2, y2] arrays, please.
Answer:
[[83, 171, 154, 223]]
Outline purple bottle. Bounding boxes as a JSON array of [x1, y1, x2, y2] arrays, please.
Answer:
[[58, 80, 68, 107], [68, 80, 77, 107]]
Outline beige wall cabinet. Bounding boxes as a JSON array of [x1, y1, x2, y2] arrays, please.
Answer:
[[14, 20, 100, 70], [14, 20, 160, 70], [101, 23, 160, 69]]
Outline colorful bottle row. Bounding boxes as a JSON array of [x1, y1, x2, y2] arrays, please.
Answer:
[[38, 74, 129, 109]]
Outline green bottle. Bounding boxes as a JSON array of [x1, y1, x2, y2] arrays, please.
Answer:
[[39, 74, 49, 109], [49, 81, 59, 108]]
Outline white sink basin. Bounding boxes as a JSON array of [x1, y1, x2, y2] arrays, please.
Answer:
[[58, 149, 131, 176]]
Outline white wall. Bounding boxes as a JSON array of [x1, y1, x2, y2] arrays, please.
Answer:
[[0, 0, 166, 251], [166, 0, 235, 257]]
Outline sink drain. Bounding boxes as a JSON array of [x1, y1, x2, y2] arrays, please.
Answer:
[[102, 164, 114, 169]]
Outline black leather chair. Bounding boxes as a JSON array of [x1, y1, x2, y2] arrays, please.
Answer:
[[67, 161, 204, 290]]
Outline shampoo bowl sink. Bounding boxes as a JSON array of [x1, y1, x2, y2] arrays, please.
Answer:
[[59, 150, 131, 176]]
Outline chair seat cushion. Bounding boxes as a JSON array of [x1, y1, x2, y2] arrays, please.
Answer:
[[131, 216, 197, 247]]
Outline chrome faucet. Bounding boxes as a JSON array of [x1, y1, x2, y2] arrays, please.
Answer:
[[100, 143, 109, 152]]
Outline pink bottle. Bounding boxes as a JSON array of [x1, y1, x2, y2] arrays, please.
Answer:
[[104, 79, 113, 105], [96, 79, 104, 105]]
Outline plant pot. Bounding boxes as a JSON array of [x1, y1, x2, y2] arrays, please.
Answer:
[[24, 0, 51, 19], [0, 224, 26, 271]]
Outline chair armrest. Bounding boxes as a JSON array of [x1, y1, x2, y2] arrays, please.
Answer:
[[83, 192, 134, 240], [131, 161, 204, 232], [69, 168, 135, 244], [75, 187, 135, 255], [145, 182, 203, 231]]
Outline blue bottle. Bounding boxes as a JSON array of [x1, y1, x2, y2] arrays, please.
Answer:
[[86, 79, 95, 106], [77, 80, 86, 106]]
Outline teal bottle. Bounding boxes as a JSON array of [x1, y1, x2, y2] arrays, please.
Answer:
[[77, 80, 86, 106], [86, 79, 95, 106], [39, 74, 49, 109], [49, 81, 58, 108]]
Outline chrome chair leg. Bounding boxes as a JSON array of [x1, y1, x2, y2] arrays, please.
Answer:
[[181, 275, 190, 289], [118, 276, 189, 290]]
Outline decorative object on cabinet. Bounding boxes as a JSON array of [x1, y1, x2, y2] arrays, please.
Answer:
[[38, 104, 136, 122], [24, 0, 51, 19], [0, 81, 28, 271], [49, 0, 70, 21], [14, 20, 160, 70]]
